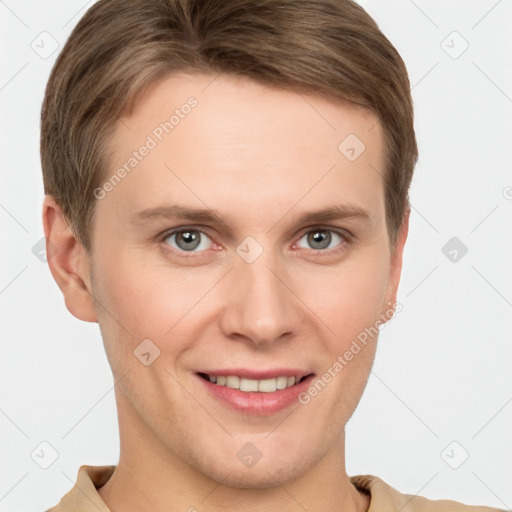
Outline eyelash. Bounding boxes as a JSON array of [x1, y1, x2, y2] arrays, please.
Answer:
[[159, 225, 352, 259]]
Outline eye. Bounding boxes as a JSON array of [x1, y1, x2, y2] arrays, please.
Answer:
[[294, 227, 348, 253], [162, 228, 213, 253]]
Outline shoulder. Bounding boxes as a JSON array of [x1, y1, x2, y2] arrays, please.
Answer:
[[350, 474, 506, 512], [45, 464, 115, 512]]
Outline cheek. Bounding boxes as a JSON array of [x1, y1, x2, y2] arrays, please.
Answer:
[[94, 251, 198, 337], [92, 250, 221, 378], [300, 255, 389, 414], [294, 253, 390, 345]]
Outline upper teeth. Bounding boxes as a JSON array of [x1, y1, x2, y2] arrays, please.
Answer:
[[208, 375, 297, 392]]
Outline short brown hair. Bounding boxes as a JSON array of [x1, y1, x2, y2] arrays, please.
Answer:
[[40, 0, 418, 252]]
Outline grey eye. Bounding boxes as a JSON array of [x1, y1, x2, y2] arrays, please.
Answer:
[[308, 230, 331, 249], [296, 229, 343, 251], [164, 230, 212, 252]]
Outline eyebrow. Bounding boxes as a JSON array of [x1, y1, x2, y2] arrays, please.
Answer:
[[130, 204, 371, 230]]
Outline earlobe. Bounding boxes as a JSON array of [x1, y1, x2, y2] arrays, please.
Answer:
[[42, 195, 98, 323]]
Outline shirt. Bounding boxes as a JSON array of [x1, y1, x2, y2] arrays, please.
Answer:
[[45, 465, 506, 512]]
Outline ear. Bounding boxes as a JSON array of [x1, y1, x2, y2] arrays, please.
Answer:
[[42, 195, 98, 322], [381, 207, 410, 321]]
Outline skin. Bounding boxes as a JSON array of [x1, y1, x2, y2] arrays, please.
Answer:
[[43, 72, 409, 512]]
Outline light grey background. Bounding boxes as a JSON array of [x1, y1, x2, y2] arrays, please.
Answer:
[[1, 1, 511, 510]]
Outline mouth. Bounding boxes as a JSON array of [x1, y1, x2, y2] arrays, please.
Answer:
[[197, 372, 313, 392], [195, 369, 316, 415]]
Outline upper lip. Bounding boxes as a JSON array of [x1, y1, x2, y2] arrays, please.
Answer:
[[196, 368, 314, 381]]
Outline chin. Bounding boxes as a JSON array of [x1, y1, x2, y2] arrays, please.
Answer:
[[195, 450, 314, 490]]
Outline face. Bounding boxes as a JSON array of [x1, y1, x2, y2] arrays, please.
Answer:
[[54, 72, 407, 488]]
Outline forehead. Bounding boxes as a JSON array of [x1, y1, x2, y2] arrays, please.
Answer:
[[100, 72, 386, 231]]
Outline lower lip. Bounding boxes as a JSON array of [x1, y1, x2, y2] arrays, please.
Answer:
[[196, 374, 315, 415]]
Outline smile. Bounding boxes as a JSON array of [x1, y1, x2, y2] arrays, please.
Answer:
[[197, 372, 310, 392], [195, 370, 316, 415]]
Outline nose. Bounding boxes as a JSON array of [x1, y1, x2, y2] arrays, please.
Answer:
[[218, 247, 300, 347]]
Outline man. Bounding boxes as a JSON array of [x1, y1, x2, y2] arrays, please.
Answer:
[[40, 0, 504, 510]]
